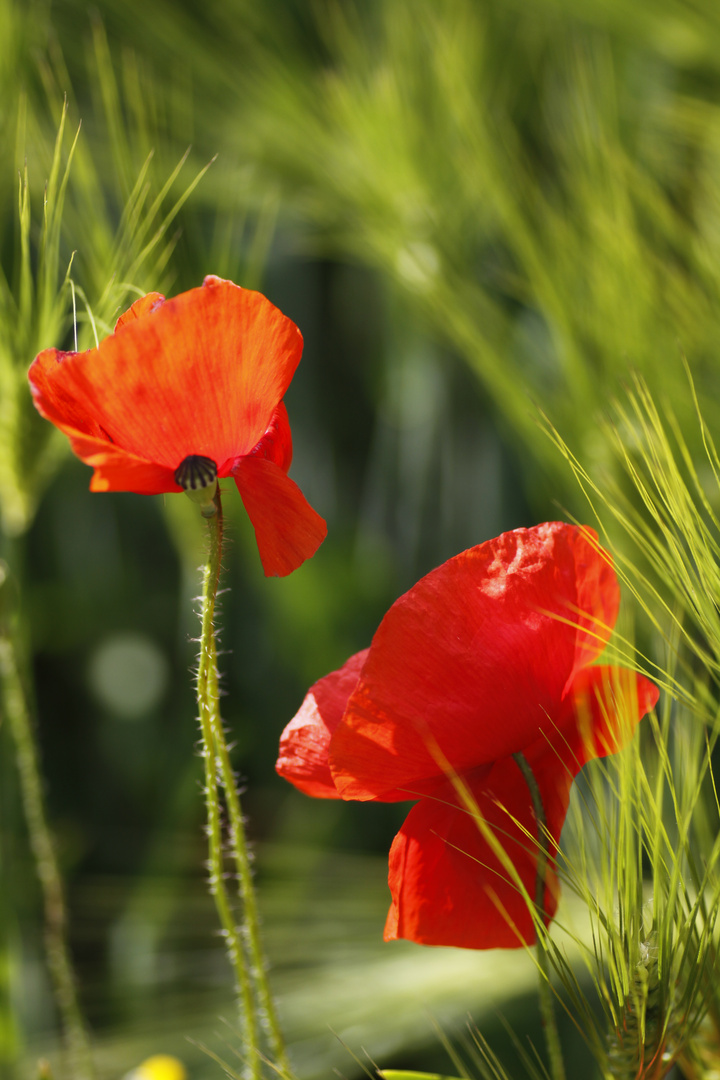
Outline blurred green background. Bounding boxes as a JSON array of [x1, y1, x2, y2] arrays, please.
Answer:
[[4, 0, 720, 1076]]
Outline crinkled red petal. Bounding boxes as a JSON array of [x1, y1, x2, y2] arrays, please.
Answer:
[[276, 650, 368, 798], [233, 456, 327, 577], [330, 523, 620, 802], [29, 277, 303, 482], [276, 648, 441, 801], [384, 758, 561, 949], [531, 664, 660, 807], [384, 664, 658, 950], [520, 665, 658, 877]]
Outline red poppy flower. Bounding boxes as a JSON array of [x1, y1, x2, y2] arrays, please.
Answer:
[[277, 523, 659, 949], [28, 275, 327, 576]]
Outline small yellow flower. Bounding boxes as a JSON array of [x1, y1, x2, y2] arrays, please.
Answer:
[[127, 1055, 187, 1080]]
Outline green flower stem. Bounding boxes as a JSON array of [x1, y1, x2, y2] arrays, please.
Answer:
[[196, 491, 260, 1080], [513, 751, 566, 1080], [206, 632, 290, 1075], [0, 627, 94, 1080]]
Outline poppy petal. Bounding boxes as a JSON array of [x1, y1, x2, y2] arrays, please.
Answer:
[[384, 758, 561, 949], [69, 434, 178, 494], [330, 523, 620, 802], [30, 349, 177, 491], [384, 665, 657, 950], [114, 292, 165, 330], [527, 664, 660, 822], [233, 456, 327, 577], [248, 401, 293, 474], [276, 650, 368, 798], [564, 665, 660, 759], [29, 348, 106, 439], [275, 648, 437, 801], [29, 277, 303, 478], [518, 665, 658, 876]]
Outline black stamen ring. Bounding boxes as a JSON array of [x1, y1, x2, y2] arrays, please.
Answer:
[[174, 455, 218, 491]]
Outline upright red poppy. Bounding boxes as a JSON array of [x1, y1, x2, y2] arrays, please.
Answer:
[[277, 523, 659, 949], [28, 275, 327, 576]]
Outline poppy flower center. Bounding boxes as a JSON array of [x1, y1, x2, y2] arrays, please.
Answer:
[[174, 456, 219, 518], [174, 455, 218, 492]]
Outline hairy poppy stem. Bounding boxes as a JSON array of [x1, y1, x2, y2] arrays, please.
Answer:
[[196, 491, 260, 1079], [0, 623, 94, 1080], [512, 751, 566, 1080], [206, 635, 291, 1076], [196, 488, 289, 1077]]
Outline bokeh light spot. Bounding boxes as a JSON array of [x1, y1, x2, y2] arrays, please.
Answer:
[[88, 633, 169, 719]]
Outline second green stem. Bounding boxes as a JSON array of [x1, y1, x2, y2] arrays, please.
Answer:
[[0, 626, 94, 1080]]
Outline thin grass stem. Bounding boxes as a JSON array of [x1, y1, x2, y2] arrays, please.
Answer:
[[0, 624, 94, 1080], [513, 752, 566, 1080]]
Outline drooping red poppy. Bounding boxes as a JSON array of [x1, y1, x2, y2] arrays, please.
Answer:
[[28, 275, 327, 577], [277, 523, 659, 949]]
